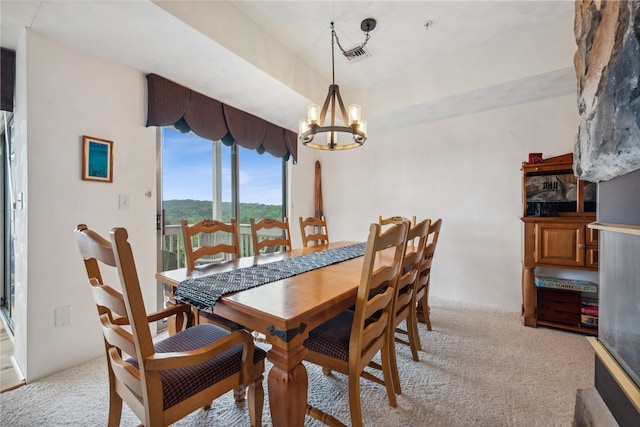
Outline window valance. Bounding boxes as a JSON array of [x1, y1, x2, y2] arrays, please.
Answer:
[[1, 48, 16, 112], [146, 73, 297, 161]]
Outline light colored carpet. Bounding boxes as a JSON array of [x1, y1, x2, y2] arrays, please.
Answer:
[[0, 298, 593, 426]]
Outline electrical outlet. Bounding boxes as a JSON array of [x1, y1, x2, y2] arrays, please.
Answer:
[[55, 305, 72, 327]]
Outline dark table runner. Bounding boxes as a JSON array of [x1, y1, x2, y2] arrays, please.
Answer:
[[174, 242, 366, 311]]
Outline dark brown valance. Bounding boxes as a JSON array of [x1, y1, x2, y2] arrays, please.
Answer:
[[1, 48, 16, 112], [146, 73, 297, 161]]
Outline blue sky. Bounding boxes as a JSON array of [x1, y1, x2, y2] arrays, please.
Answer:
[[162, 127, 283, 205]]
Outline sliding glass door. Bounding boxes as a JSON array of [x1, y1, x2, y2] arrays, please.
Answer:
[[159, 126, 286, 266], [1, 112, 16, 331]]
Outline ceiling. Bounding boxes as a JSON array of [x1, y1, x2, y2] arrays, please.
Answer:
[[1, 1, 578, 132]]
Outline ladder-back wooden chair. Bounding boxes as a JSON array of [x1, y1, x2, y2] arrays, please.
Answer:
[[74, 224, 265, 427], [303, 222, 408, 427], [377, 217, 430, 376], [180, 219, 244, 330], [249, 217, 292, 256], [415, 218, 442, 332], [181, 219, 241, 272], [299, 216, 329, 248]]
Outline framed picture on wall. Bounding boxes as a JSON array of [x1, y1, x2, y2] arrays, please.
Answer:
[[82, 135, 113, 182]]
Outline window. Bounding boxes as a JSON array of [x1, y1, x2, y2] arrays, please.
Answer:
[[160, 127, 286, 266]]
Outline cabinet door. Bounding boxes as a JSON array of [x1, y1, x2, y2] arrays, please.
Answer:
[[534, 222, 585, 267], [586, 247, 599, 269], [586, 227, 599, 269]]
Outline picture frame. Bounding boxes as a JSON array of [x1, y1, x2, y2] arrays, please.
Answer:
[[82, 135, 113, 182]]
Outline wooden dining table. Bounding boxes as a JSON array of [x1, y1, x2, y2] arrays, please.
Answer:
[[156, 241, 377, 427]]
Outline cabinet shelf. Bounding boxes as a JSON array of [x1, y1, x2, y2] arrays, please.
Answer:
[[536, 320, 598, 336]]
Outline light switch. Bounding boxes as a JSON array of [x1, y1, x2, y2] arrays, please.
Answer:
[[119, 193, 131, 210], [55, 305, 72, 327]]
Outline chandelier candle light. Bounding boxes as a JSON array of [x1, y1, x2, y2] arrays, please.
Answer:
[[299, 19, 376, 150]]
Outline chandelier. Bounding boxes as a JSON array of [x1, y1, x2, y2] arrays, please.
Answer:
[[299, 19, 376, 150]]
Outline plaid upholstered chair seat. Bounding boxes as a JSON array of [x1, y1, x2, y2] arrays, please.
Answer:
[[304, 312, 376, 361], [127, 324, 267, 409]]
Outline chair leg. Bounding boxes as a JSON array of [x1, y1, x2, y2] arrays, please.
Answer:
[[406, 309, 421, 361], [418, 293, 432, 331], [107, 372, 123, 427], [107, 392, 123, 427], [248, 374, 264, 427], [414, 299, 424, 351], [423, 292, 432, 331], [388, 332, 402, 395], [348, 371, 364, 427], [380, 339, 402, 402], [233, 385, 247, 402]]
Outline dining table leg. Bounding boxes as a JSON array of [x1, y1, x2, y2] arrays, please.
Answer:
[[266, 341, 308, 427]]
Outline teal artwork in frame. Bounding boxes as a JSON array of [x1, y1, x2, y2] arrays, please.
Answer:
[[82, 135, 113, 182]]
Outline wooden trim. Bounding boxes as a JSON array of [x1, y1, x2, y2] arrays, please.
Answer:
[[588, 337, 640, 413], [589, 222, 640, 236]]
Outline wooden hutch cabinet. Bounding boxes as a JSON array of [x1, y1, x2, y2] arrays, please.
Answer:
[[521, 153, 598, 334]]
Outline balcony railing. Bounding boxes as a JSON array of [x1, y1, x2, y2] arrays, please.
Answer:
[[161, 223, 285, 270]]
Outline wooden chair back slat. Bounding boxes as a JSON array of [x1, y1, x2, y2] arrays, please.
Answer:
[[90, 279, 128, 318], [378, 215, 411, 227], [107, 347, 144, 398]]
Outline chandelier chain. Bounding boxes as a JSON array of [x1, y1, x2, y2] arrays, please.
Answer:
[[331, 23, 372, 57]]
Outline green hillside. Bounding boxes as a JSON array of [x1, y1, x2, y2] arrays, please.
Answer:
[[163, 199, 283, 225]]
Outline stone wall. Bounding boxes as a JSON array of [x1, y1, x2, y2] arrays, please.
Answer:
[[574, 0, 640, 182]]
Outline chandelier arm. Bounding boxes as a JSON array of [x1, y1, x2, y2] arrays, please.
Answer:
[[333, 86, 350, 125], [318, 86, 334, 125], [330, 91, 336, 128]]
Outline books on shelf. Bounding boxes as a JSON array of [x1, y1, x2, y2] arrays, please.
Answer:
[[581, 305, 599, 316], [581, 296, 598, 327], [581, 314, 598, 328], [581, 297, 599, 315], [534, 276, 598, 294]]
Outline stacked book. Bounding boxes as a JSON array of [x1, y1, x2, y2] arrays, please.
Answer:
[[581, 297, 599, 328], [534, 276, 598, 328]]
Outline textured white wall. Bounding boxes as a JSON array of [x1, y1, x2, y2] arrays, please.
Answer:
[[13, 31, 157, 381], [291, 94, 579, 311]]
